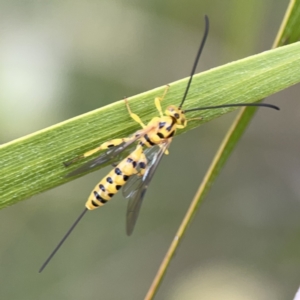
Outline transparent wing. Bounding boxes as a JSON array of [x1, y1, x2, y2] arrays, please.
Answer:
[[122, 174, 142, 199], [65, 130, 147, 178], [122, 146, 160, 199], [125, 140, 171, 236]]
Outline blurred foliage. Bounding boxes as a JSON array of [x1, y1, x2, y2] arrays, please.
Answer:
[[0, 1, 300, 300]]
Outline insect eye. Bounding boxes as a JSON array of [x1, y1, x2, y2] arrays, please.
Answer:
[[174, 113, 180, 119]]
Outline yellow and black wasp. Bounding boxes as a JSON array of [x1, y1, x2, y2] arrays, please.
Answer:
[[39, 15, 279, 272]]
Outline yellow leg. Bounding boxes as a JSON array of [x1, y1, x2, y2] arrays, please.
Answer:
[[124, 98, 146, 128], [176, 125, 184, 129], [176, 117, 202, 129], [83, 138, 130, 157], [154, 85, 170, 117], [64, 138, 130, 167]]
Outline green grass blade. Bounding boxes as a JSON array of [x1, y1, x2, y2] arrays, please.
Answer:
[[144, 1, 300, 298], [1, 41, 300, 209], [193, 0, 300, 206], [273, 0, 300, 47], [185, 0, 300, 215]]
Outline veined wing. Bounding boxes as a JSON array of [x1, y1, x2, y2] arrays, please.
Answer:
[[122, 146, 159, 198], [65, 127, 152, 178], [125, 139, 172, 236]]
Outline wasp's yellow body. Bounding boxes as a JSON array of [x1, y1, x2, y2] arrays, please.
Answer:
[[86, 144, 146, 210], [39, 15, 279, 273], [82, 86, 190, 211]]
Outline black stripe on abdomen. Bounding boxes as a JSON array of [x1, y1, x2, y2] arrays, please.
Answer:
[[144, 134, 155, 146], [93, 191, 108, 204], [91, 200, 100, 207]]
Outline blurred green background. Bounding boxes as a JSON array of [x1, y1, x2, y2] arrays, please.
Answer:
[[1, 1, 300, 299]]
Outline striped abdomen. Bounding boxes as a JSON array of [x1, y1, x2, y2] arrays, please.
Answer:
[[85, 145, 146, 210]]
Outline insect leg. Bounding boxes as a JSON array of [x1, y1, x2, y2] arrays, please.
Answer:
[[154, 85, 170, 117], [63, 138, 130, 167], [124, 98, 146, 128], [176, 117, 202, 129]]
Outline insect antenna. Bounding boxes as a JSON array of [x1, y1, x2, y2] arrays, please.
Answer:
[[183, 102, 280, 112], [39, 207, 88, 273], [178, 15, 209, 109]]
